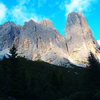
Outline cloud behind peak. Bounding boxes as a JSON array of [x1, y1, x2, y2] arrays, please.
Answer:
[[65, 0, 97, 15], [0, 3, 7, 23]]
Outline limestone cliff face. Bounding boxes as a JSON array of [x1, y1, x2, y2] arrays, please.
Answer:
[[39, 19, 54, 28], [0, 20, 69, 65], [0, 12, 99, 66], [66, 12, 100, 63], [18, 19, 68, 65], [0, 22, 21, 51]]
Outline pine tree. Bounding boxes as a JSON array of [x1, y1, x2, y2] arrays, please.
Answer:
[[9, 45, 18, 62], [8, 45, 19, 96], [88, 52, 100, 69], [87, 52, 100, 92]]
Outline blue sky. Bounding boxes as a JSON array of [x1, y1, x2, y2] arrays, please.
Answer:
[[0, 0, 100, 40]]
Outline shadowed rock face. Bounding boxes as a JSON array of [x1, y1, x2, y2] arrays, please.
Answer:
[[66, 12, 100, 63], [0, 11, 99, 66], [0, 22, 21, 51]]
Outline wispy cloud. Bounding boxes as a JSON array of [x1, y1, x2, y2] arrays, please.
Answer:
[[16, 0, 30, 5], [11, 0, 43, 24], [65, 0, 97, 15], [0, 3, 7, 23], [0, 0, 45, 25]]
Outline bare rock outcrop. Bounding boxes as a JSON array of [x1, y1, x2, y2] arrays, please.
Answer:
[[0, 22, 21, 51], [39, 19, 54, 28], [66, 12, 100, 64], [0, 12, 99, 66], [0, 19, 69, 66], [18, 19, 69, 65]]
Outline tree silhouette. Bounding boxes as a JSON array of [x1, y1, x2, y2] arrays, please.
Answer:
[[86, 52, 100, 92], [9, 45, 18, 62], [88, 52, 100, 69]]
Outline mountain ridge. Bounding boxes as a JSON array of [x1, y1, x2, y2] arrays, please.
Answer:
[[0, 11, 100, 66]]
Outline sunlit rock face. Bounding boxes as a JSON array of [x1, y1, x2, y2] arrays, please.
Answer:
[[18, 19, 69, 65], [0, 12, 99, 66], [66, 12, 100, 63], [0, 19, 69, 65], [39, 19, 55, 28]]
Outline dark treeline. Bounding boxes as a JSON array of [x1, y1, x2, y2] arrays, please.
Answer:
[[0, 47, 100, 100]]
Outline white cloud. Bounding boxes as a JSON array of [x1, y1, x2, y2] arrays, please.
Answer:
[[0, 0, 45, 25], [10, 0, 44, 24], [11, 7, 42, 24], [11, 6, 29, 24], [65, 0, 96, 15], [97, 40, 100, 46], [16, 0, 30, 5], [0, 3, 7, 23]]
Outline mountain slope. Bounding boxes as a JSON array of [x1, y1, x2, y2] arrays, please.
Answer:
[[0, 12, 99, 66], [0, 57, 100, 100], [66, 12, 100, 64], [0, 22, 21, 51], [18, 19, 69, 65]]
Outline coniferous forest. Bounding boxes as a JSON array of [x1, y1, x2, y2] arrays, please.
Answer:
[[0, 46, 100, 100]]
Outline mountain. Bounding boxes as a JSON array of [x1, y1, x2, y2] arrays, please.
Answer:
[[0, 12, 99, 66], [18, 19, 69, 65], [0, 19, 69, 66], [66, 12, 100, 64], [0, 22, 21, 51], [0, 55, 100, 100]]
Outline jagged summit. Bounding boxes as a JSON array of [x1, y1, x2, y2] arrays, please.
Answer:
[[17, 17, 68, 66], [4, 21, 15, 25], [66, 11, 90, 30], [0, 21, 16, 28], [0, 21, 21, 51], [29, 18, 37, 22], [66, 11, 99, 63], [39, 19, 54, 28], [0, 11, 99, 66]]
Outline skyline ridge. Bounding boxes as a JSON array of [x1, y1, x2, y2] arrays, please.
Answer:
[[0, 0, 100, 39]]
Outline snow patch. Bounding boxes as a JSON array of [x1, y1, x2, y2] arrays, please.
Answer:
[[0, 48, 10, 59]]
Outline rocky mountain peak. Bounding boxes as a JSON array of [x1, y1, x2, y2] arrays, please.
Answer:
[[0, 21, 16, 28], [0, 21, 21, 51], [4, 21, 15, 25], [66, 11, 90, 31], [39, 19, 54, 28], [0, 11, 99, 66], [30, 18, 37, 22], [25, 19, 37, 26], [66, 11, 100, 63]]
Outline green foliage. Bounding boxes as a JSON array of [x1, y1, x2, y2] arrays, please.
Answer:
[[95, 91, 100, 100], [8, 45, 18, 61], [86, 52, 100, 92], [69, 92, 93, 100], [0, 52, 100, 100]]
